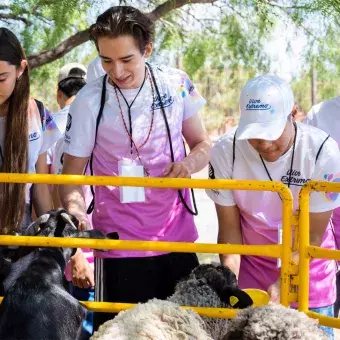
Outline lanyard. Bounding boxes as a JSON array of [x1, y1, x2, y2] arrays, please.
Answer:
[[259, 122, 297, 201], [114, 69, 148, 154]]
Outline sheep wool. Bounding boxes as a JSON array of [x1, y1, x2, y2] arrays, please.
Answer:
[[90, 299, 212, 340], [168, 280, 230, 340], [223, 305, 328, 340]]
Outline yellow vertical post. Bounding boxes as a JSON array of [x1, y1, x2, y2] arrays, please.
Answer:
[[298, 186, 310, 312], [280, 188, 294, 307]]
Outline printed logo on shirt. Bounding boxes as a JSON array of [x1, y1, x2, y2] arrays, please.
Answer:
[[246, 99, 273, 112], [323, 173, 340, 202], [29, 131, 40, 142], [66, 114, 72, 132], [208, 163, 219, 195], [209, 162, 215, 179], [152, 93, 174, 110], [64, 134, 71, 145], [281, 169, 310, 187]]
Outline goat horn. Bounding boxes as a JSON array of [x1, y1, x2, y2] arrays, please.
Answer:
[[60, 213, 78, 230]]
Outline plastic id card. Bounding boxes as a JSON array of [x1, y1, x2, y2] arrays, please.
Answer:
[[118, 159, 146, 204], [277, 223, 283, 268]]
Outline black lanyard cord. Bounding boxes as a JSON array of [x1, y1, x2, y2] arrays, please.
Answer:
[[114, 68, 148, 153], [146, 63, 198, 216], [259, 122, 297, 201]]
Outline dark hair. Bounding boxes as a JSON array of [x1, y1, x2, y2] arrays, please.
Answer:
[[0, 28, 29, 234], [58, 69, 87, 98], [89, 6, 155, 54]]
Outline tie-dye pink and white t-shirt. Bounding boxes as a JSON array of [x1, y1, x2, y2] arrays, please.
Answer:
[[64, 64, 206, 258], [207, 123, 340, 308]]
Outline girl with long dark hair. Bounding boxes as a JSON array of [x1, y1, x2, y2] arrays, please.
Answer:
[[0, 28, 61, 234]]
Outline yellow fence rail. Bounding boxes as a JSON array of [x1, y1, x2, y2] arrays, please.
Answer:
[[3, 174, 340, 330], [0, 173, 295, 318], [299, 181, 340, 329]]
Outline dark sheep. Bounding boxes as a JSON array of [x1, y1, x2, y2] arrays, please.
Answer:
[[0, 208, 118, 340], [168, 263, 253, 339]]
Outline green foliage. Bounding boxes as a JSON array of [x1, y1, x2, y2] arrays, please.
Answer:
[[30, 41, 97, 112], [9, 0, 92, 53], [3, 0, 340, 127], [190, 67, 255, 132]]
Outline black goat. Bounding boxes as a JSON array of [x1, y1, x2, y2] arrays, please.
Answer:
[[0, 208, 118, 340]]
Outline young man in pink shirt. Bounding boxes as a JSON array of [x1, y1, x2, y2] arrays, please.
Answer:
[[59, 6, 211, 330], [207, 75, 340, 339]]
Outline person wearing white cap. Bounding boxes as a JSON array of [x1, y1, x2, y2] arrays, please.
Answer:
[[206, 74, 340, 338], [305, 96, 340, 318], [48, 62, 87, 176]]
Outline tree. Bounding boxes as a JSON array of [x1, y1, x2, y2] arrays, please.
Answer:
[[2, 0, 340, 126], [1, 0, 340, 70]]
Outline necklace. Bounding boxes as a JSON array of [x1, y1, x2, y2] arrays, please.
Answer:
[[113, 67, 155, 176]]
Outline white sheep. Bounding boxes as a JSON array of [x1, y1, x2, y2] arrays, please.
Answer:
[[91, 299, 212, 340], [223, 304, 328, 340]]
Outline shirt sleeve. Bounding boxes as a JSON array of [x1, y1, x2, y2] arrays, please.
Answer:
[[171, 69, 206, 120], [205, 135, 236, 206], [40, 105, 62, 155], [63, 92, 97, 158], [310, 136, 340, 212]]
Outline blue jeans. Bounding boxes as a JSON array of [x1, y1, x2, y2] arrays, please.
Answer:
[[310, 305, 334, 339], [68, 283, 95, 340]]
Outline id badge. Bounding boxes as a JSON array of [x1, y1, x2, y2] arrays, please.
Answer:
[[118, 159, 146, 203], [277, 223, 283, 268]]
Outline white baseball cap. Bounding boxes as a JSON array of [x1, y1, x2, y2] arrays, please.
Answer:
[[236, 74, 295, 141], [58, 63, 87, 85]]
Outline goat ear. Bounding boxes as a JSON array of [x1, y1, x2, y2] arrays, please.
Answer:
[[222, 287, 253, 309]]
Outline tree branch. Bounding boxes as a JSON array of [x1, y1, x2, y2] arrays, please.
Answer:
[[266, 1, 311, 10], [146, 0, 218, 22], [0, 13, 30, 25], [28, 29, 90, 69], [27, 0, 218, 69]]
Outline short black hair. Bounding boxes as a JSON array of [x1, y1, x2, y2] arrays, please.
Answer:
[[58, 70, 86, 99], [89, 6, 155, 54]]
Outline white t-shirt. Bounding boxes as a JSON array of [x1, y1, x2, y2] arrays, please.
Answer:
[[305, 96, 340, 261], [47, 105, 70, 174], [306, 96, 340, 146], [0, 99, 61, 204], [206, 122, 340, 308]]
